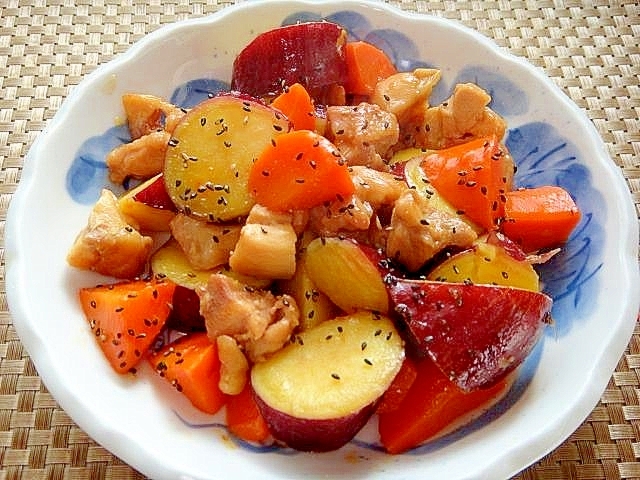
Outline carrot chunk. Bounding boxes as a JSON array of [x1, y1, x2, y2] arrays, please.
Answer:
[[248, 129, 355, 211], [501, 185, 581, 252], [79, 277, 176, 374], [270, 83, 316, 131], [344, 41, 397, 96], [376, 356, 418, 414], [419, 135, 512, 231], [225, 383, 271, 444], [378, 357, 509, 454], [149, 332, 226, 415]]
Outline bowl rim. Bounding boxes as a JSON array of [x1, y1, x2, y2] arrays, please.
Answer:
[[5, 1, 640, 479]]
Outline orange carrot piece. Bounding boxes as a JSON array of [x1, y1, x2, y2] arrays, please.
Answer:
[[148, 332, 226, 415], [501, 185, 581, 252], [226, 383, 271, 444], [344, 41, 397, 96], [79, 277, 176, 374], [270, 83, 316, 131], [378, 357, 509, 454], [376, 356, 418, 414], [248, 129, 355, 211], [419, 135, 511, 231]]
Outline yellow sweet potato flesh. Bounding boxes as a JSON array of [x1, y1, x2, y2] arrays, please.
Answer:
[[427, 240, 540, 291], [304, 237, 389, 314], [163, 95, 291, 222], [251, 311, 404, 420]]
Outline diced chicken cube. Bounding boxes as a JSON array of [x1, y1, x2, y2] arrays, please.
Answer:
[[307, 193, 374, 237], [199, 274, 299, 363], [371, 68, 441, 119], [307, 166, 404, 237], [398, 82, 507, 151], [170, 213, 241, 270], [106, 130, 170, 184], [67, 189, 153, 278], [229, 204, 297, 279], [122, 93, 185, 139], [244, 295, 300, 362], [216, 335, 249, 395], [350, 165, 406, 208], [386, 190, 477, 271], [326, 102, 399, 170]]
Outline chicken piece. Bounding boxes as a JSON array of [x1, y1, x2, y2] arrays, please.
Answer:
[[198, 274, 299, 363], [169, 213, 241, 270], [307, 193, 374, 237], [387, 189, 477, 272], [106, 130, 170, 184], [216, 335, 249, 395], [122, 93, 185, 139], [67, 189, 153, 278], [350, 165, 406, 208], [325, 102, 399, 170], [199, 274, 273, 340], [398, 82, 507, 151], [244, 295, 300, 363], [229, 204, 297, 280], [307, 166, 403, 237], [371, 68, 441, 120]]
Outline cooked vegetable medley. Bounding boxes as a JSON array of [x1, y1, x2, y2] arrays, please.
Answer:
[[67, 21, 581, 454]]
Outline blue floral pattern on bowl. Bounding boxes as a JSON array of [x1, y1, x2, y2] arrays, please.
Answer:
[[65, 8, 604, 455]]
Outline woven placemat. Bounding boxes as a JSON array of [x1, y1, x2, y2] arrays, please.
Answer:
[[1, 1, 638, 479]]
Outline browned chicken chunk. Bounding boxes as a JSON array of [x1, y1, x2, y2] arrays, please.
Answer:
[[169, 213, 241, 270], [122, 93, 185, 139], [350, 165, 406, 208], [216, 334, 250, 395], [229, 204, 297, 279], [106, 130, 170, 184], [371, 68, 441, 120], [67, 189, 153, 278], [326, 102, 399, 170], [307, 166, 405, 237], [386, 189, 478, 271], [397, 82, 507, 151], [198, 273, 299, 363]]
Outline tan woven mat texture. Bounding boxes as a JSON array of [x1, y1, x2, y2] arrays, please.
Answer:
[[1, 0, 638, 478]]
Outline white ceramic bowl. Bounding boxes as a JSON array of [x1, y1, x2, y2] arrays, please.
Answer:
[[6, 1, 639, 479]]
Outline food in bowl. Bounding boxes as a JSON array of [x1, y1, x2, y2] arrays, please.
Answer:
[[66, 20, 581, 454]]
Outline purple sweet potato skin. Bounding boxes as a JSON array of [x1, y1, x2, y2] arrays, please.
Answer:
[[231, 22, 348, 98], [253, 387, 375, 452], [390, 279, 552, 391]]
